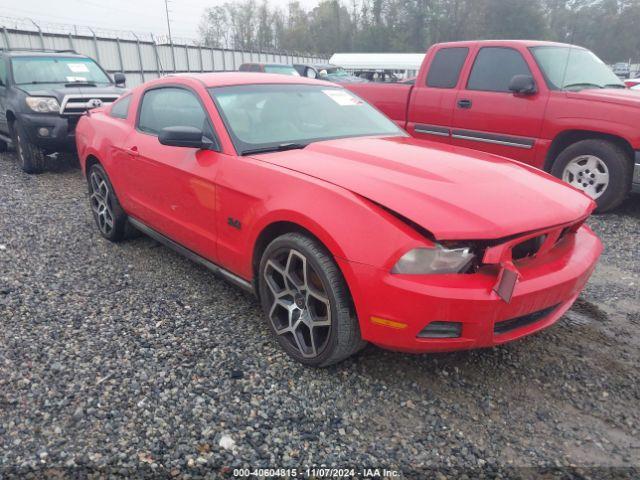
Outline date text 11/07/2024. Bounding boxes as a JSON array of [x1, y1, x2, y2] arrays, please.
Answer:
[[232, 467, 401, 477]]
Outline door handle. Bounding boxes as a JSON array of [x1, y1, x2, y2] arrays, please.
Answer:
[[457, 99, 472, 109], [127, 146, 139, 157]]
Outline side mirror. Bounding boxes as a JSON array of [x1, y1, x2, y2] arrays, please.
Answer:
[[114, 72, 126, 87], [158, 126, 214, 149], [509, 74, 536, 95]]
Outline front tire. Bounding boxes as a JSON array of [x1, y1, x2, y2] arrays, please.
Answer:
[[11, 122, 46, 174], [551, 139, 631, 213], [258, 232, 365, 367], [87, 164, 128, 242]]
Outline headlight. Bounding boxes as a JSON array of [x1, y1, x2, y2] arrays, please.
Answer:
[[25, 97, 60, 113], [392, 245, 475, 275]]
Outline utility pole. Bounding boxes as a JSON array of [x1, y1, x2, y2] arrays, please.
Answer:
[[164, 0, 173, 45], [164, 0, 177, 72]]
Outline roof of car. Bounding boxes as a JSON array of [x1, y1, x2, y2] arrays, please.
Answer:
[[158, 72, 336, 88], [433, 40, 579, 49], [2, 49, 87, 58], [240, 63, 295, 67]]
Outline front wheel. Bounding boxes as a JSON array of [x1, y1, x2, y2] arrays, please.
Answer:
[[11, 122, 46, 174], [551, 139, 631, 213], [88, 164, 128, 242], [258, 233, 365, 367]]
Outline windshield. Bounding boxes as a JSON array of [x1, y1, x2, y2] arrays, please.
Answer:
[[210, 84, 404, 154], [11, 56, 111, 85], [530, 46, 624, 90], [263, 65, 300, 76]]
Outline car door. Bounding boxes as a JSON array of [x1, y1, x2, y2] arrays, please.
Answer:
[[451, 46, 549, 164], [406, 46, 470, 145], [0, 56, 9, 135], [123, 85, 222, 262]]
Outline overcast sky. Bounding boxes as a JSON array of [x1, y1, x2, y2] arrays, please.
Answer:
[[0, 0, 319, 40]]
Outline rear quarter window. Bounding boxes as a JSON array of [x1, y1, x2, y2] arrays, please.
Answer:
[[426, 47, 469, 88]]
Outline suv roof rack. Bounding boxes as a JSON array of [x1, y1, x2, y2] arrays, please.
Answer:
[[0, 48, 79, 54]]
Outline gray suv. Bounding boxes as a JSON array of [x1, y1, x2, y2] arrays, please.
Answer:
[[0, 49, 126, 173]]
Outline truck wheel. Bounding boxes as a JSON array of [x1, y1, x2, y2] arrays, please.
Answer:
[[0, 139, 7, 153], [11, 122, 46, 174], [551, 139, 631, 213], [258, 232, 366, 367]]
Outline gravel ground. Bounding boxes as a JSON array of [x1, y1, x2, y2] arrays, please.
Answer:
[[0, 152, 639, 479]]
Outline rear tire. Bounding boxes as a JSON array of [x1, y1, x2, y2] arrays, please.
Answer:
[[258, 232, 365, 367], [551, 139, 631, 213], [87, 163, 128, 242], [11, 121, 46, 174], [0, 139, 7, 153]]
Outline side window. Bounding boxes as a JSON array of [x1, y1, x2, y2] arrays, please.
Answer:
[[110, 94, 131, 119], [426, 47, 469, 88], [138, 87, 209, 136], [0, 58, 7, 86], [249, 64, 261, 72], [467, 47, 532, 92]]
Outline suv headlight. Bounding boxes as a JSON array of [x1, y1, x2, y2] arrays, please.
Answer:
[[392, 245, 475, 275], [25, 97, 60, 113]]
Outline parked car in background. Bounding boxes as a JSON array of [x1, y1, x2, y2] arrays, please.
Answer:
[[346, 40, 640, 212], [612, 62, 631, 79], [353, 70, 400, 82], [330, 52, 424, 82], [0, 48, 126, 173], [76, 72, 601, 366], [293, 63, 366, 83], [624, 76, 640, 88], [238, 63, 299, 76]]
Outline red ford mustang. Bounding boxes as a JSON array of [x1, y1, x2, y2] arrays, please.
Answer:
[[76, 73, 602, 367]]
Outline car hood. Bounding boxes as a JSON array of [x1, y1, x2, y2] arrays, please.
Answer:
[[566, 88, 640, 107], [328, 75, 368, 83], [252, 136, 594, 240]]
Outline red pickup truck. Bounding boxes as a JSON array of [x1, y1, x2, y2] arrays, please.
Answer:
[[346, 40, 640, 212]]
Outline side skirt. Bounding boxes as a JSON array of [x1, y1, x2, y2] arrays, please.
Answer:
[[128, 217, 255, 295]]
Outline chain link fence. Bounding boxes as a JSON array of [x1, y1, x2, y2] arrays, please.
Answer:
[[0, 15, 328, 87]]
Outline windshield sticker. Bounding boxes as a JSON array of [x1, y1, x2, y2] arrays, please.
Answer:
[[322, 89, 362, 106], [67, 63, 90, 73], [66, 76, 88, 82]]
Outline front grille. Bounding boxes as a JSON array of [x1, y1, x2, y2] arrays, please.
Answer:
[[60, 95, 120, 115], [494, 304, 559, 335]]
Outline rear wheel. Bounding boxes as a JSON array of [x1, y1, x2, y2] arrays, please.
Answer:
[[11, 121, 46, 174], [551, 139, 631, 212], [88, 163, 128, 242], [258, 232, 365, 367]]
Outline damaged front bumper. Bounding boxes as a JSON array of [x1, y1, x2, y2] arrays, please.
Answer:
[[339, 223, 602, 353]]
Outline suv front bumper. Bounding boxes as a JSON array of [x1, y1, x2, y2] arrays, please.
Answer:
[[16, 113, 78, 152]]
